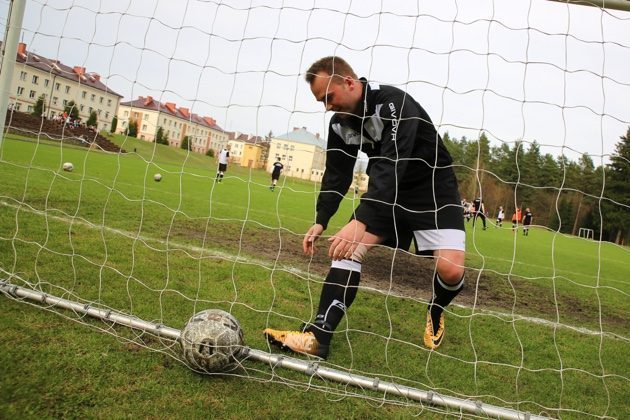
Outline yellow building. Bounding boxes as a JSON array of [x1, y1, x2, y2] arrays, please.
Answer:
[[6, 42, 122, 131], [116, 96, 227, 154], [269, 127, 325, 182], [227, 132, 268, 169]]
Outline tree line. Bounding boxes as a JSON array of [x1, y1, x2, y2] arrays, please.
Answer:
[[444, 128, 629, 245]]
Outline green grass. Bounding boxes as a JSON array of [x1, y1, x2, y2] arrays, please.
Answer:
[[1, 133, 628, 418]]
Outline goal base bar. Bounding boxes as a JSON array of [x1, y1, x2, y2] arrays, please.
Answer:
[[1, 280, 544, 420]]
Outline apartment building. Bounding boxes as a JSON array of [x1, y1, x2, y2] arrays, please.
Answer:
[[6, 42, 123, 131], [226, 132, 269, 169], [116, 96, 227, 153], [268, 127, 326, 182]]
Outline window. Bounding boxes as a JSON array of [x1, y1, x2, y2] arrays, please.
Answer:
[[105, 112, 109, 119], [98, 109, 102, 115], [91, 93, 95, 101], [27, 105, 33, 112], [16, 86, 24, 96], [143, 114, 148, 120], [99, 97, 103, 104], [52, 96, 58, 105], [44, 79, 49, 87], [32, 75, 39, 84], [82, 91, 87, 99], [80, 104, 84, 111], [65, 86, 70, 94], [29, 90, 36, 99], [14, 103, 21, 111], [55, 82, 60, 91], [107, 99, 112, 106], [89, 107, 93, 114], [142, 124, 147, 131], [62, 99, 68, 106], [290, 145, 295, 151], [20, 71, 27, 81]]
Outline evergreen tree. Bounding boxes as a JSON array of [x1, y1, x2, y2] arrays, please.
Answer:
[[64, 100, 79, 120], [87, 110, 98, 127], [110, 116, 118, 133], [32, 95, 46, 117], [181, 135, 191, 150], [125, 120, 138, 137], [155, 126, 169, 145], [602, 127, 630, 244]]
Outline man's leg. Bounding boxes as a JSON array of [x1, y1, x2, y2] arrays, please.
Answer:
[[425, 248, 465, 350], [264, 233, 381, 359]]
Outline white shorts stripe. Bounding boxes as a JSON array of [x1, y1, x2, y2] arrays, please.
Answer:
[[413, 229, 465, 252], [331, 259, 362, 273]]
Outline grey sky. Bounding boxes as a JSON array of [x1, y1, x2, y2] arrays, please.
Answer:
[[2, 0, 629, 164]]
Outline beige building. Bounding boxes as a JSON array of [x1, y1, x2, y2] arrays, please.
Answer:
[[116, 96, 226, 154], [227, 132, 269, 169], [6, 42, 123, 131], [269, 127, 326, 182]]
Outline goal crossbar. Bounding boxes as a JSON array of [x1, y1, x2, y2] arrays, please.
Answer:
[[0, 280, 543, 420]]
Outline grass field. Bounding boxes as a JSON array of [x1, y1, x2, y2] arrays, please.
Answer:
[[1, 133, 628, 418]]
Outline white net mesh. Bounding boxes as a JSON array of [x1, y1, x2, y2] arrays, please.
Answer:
[[1, 0, 629, 418]]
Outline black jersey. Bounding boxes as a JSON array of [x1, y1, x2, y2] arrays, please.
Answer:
[[272, 161, 284, 177], [523, 211, 533, 225], [315, 79, 458, 229]]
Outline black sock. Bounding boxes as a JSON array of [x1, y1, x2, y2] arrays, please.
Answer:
[[428, 273, 464, 335], [307, 261, 361, 345]]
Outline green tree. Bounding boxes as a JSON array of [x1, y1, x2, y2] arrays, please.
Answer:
[[181, 135, 191, 150], [32, 95, 46, 117], [602, 127, 630, 244], [205, 149, 215, 157], [64, 100, 79, 120], [125, 119, 138, 137], [110, 116, 118, 133], [155, 126, 169, 145], [87, 110, 98, 127]]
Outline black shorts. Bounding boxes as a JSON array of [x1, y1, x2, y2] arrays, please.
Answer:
[[218, 163, 227, 172], [352, 174, 464, 252], [271, 172, 280, 180]]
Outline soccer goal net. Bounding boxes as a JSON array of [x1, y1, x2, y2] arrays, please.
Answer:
[[1, 0, 629, 418]]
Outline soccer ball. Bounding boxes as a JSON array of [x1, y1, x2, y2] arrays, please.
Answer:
[[180, 309, 245, 372], [62, 162, 74, 172], [153, 173, 162, 182]]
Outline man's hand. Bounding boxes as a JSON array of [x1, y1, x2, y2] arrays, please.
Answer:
[[328, 219, 366, 260], [303, 224, 325, 255]]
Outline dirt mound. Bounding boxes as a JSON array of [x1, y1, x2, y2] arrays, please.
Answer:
[[4, 111, 125, 153]]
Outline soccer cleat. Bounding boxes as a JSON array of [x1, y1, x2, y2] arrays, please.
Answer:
[[263, 328, 329, 359], [423, 311, 445, 350]]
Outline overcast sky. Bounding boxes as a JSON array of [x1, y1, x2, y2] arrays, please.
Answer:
[[2, 0, 629, 164]]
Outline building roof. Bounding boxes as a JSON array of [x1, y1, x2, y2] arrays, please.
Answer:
[[275, 127, 325, 148], [8, 42, 123, 98], [119, 96, 224, 131], [227, 131, 267, 145]]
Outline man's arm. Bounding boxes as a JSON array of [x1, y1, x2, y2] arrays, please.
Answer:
[[315, 123, 358, 230]]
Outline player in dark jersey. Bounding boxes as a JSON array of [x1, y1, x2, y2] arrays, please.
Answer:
[[269, 159, 284, 191], [264, 56, 465, 358], [472, 197, 487, 230], [522, 208, 533, 236]]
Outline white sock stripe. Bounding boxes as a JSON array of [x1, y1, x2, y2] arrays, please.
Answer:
[[436, 274, 464, 291], [331, 259, 362, 273]]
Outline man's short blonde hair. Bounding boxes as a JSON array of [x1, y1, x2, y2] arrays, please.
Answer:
[[305, 56, 357, 84]]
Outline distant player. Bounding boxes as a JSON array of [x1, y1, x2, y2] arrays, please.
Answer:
[[216, 146, 230, 182], [269, 158, 284, 191], [511, 208, 522, 232], [496, 206, 505, 228], [522, 208, 533, 236], [472, 197, 487, 230]]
